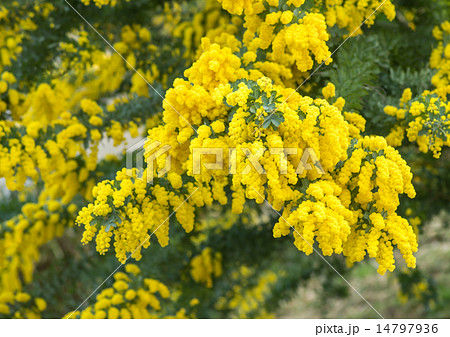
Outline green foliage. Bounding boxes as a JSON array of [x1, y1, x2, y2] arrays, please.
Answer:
[[323, 35, 388, 114]]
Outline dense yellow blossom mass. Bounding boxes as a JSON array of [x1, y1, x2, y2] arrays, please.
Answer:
[[0, 291, 46, 318], [65, 264, 192, 319], [75, 0, 419, 276], [319, 0, 396, 35], [190, 247, 223, 288], [384, 21, 450, 158]]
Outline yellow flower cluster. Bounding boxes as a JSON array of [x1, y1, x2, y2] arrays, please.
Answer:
[[277, 12, 332, 72], [2, 2, 195, 219], [215, 266, 278, 318], [274, 180, 353, 256], [318, 0, 396, 35], [170, 0, 235, 60], [0, 6, 29, 74], [185, 38, 242, 92], [0, 12, 157, 298], [81, 0, 130, 8], [430, 21, 450, 89], [113, 24, 162, 95], [384, 88, 450, 158], [65, 264, 191, 319], [0, 117, 92, 202], [0, 291, 46, 318], [57, 33, 126, 96], [77, 168, 202, 262], [0, 70, 146, 202], [78, 0, 417, 275], [273, 135, 418, 274], [322, 82, 336, 100], [0, 201, 77, 293], [400, 9, 416, 31], [397, 270, 434, 306], [236, 1, 332, 87], [384, 21, 450, 158], [190, 247, 223, 288], [322, 83, 365, 138], [0, 72, 20, 117], [344, 112, 366, 138], [217, 0, 254, 16], [0, 5, 212, 270], [342, 137, 417, 274], [193, 205, 260, 240], [196, 1, 371, 89], [0, 2, 55, 94]]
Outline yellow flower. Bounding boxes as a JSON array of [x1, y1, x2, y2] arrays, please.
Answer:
[[0, 304, 10, 315], [322, 83, 335, 100], [0, 81, 7, 94], [16, 293, 31, 303], [124, 264, 140, 275], [111, 294, 124, 305], [108, 307, 120, 319], [35, 298, 47, 311], [280, 11, 294, 25], [113, 280, 129, 292], [89, 115, 103, 126], [190, 248, 222, 288], [125, 289, 136, 301], [189, 298, 200, 306]]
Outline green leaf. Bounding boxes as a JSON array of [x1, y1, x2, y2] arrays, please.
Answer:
[[261, 93, 269, 106], [262, 119, 272, 129], [90, 218, 100, 227], [105, 223, 113, 232], [246, 114, 256, 123]]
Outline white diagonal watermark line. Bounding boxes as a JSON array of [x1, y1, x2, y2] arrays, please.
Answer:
[[251, 187, 385, 319], [64, 0, 198, 134], [254, 0, 389, 135], [65, 187, 199, 319]]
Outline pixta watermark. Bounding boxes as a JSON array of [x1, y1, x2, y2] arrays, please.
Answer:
[[126, 138, 324, 183]]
